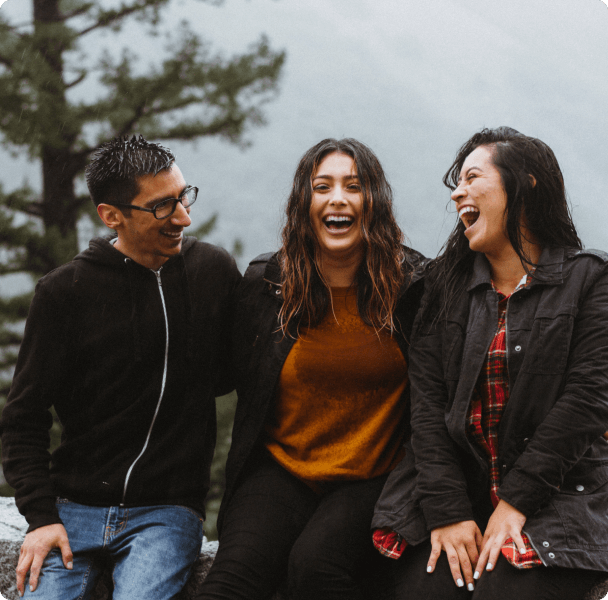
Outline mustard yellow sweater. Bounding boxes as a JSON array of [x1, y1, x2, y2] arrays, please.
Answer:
[[265, 286, 407, 483]]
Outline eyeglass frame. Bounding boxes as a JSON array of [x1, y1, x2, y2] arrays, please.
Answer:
[[110, 186, 198, 220]]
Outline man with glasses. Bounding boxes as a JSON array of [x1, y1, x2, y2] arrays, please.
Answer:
[[0, 136, 241, 599]]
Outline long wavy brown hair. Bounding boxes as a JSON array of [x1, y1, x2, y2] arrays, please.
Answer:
[[278, 138, 407, 336]]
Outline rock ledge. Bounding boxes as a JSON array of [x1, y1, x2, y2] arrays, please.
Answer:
[[0, 497, 605, 600]]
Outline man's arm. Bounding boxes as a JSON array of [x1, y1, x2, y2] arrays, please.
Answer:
[[213, 253, 242, 398], [0, 280, 74, 591]]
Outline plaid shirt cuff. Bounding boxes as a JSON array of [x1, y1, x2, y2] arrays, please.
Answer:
[[372, 527, 408, 559], [501, 533, 543, 569]]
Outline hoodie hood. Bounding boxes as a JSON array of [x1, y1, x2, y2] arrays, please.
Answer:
[[74, 234, 198, 270], [73, 235, 197, 362]]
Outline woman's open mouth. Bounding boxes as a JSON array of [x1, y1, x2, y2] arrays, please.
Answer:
[[323, 214, 354, 233], [459, 206, 480, 230]]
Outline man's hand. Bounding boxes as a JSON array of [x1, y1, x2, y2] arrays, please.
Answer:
[[475, 499, 526, 580], [427, 520, 482, 591], [16, 524, 73, 597]]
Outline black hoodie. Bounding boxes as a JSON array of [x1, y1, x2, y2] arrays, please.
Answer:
[[1, 236, 241, 532]]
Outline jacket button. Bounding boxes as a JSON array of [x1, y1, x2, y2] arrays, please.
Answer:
[[514, 345, 522, 352], [542, 541, 549, 547], [548, 552, 555, 559], [575, 484, 585, 492]]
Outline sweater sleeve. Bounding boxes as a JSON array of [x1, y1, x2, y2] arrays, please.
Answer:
[[0, 281, 70, 532]]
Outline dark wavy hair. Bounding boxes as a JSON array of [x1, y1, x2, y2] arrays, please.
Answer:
[[427, 126, 581, 320], [278, 138, 406, 335], [86, 135, 175, 207]]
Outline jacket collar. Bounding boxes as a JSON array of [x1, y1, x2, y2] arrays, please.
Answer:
[[263, 252, 282, 287], [263, 248, 427, 298], [467, 246, 565, 292]]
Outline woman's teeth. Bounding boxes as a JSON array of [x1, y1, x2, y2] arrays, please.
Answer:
[[324, 215, 353, 229], [458, 206, 479, 228]]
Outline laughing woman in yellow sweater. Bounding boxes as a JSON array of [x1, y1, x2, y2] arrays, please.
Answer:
[[196, 138, 426, 600]]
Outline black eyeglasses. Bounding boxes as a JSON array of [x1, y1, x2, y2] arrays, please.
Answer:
[[112, 186, 198, 219]]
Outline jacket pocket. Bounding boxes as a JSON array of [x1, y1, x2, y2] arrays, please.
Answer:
[[525, 311, 575, 375], [552, 463, 608, 549]]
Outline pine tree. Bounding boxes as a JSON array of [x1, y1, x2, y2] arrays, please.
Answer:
[[0, 0, 285, 397]]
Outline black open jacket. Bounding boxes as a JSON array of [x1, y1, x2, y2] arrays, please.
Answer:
[[1, 236, 241, 532], [373, 246, 608, 571], [218, 247, 427, 534]]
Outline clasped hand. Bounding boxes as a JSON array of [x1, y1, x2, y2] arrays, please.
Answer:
[[427, 500, 526, 590]]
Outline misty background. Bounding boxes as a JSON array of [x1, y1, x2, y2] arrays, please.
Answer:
[[1, 0, 607, 276]]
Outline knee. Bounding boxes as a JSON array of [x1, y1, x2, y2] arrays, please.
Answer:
[[288, 537, 345, 597]]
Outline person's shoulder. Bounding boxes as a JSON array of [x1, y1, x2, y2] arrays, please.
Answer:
[[566, 247, 608, 263], [182, 237, 236, 266], [243, 251, 276, 280], [401, 245, 431, 285], [35, 256, 83, 296], [562, 247, 608, 281]]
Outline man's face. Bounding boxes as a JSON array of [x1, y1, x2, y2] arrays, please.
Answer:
[[114, 164, 192, 270]]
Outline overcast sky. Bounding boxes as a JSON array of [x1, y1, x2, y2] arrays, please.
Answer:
[[1, 0, 608, 275]]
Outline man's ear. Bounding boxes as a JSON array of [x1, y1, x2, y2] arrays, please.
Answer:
[[97, 203, 124, 230]]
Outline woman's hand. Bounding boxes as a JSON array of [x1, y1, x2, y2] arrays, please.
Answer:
[[474, 499, 526, 580], [428, 520, 482, 591]]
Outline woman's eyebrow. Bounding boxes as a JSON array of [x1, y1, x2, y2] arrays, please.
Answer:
[[312, 174, 359, 182]]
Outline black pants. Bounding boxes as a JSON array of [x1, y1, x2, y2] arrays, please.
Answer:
[[384, 540, 606, 600], [196, 452, 390, 600]]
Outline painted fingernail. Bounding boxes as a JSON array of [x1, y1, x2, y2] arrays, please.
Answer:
[[67, 561, 73, 570], [457, 578, 464, 587], [474, 571, 480, 580], [520, 547, 527, 554], [30, 584, 34, 592], [468, 583, 475, 591], [427, 565, 433, 573], [486, 562, 493, 571], [18, 591, 23, 598]]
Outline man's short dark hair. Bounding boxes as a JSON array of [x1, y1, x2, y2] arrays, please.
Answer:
[[86, 135, 176, 207]]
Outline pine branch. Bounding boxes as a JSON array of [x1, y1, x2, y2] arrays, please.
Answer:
[[60, 3, 95, 22], [76, 0, 169, 37], [83, 30, 284, 146], [115, 102, 148, 138], [0, 264, 31, 276], [0, 354, 19, 371], [191, 214, 218, 239], [65, 72, 86, 89], [0, 331, 23, 347], [0, 294, 33, 322]]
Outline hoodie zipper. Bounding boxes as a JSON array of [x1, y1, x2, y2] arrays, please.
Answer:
[[121, 268, 170, 505]]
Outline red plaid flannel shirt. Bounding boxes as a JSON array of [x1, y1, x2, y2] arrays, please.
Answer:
[[466, 276, 541, 568], [373, 275, 541, 568]]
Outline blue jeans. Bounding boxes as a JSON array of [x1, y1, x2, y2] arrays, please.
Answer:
[[25, 499, 204, 600]]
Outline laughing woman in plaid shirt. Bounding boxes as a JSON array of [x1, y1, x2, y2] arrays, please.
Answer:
[[372, 127, 608, 599]]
